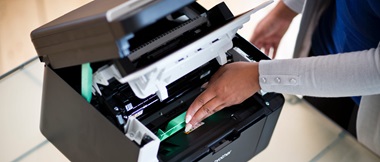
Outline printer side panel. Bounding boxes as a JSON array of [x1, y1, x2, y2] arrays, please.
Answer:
[[254, 95, 284, 155], [40, 66, 140, 162]]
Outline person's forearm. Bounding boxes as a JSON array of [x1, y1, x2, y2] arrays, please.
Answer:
[[250, 0, 299, 58], [258, 43, 380, 97]]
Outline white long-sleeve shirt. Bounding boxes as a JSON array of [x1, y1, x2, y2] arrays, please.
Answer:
[[259, 44, 380, 97], [259, 0, 380, 156]]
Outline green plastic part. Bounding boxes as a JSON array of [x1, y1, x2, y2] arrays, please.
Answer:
[[81, 63, 93, 103], [157, 112, 186, 141]]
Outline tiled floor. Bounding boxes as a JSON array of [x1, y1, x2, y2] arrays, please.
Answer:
[[0, 59, 68, 162], [1, 0, 379, 162], [0, 0, 91, 75]]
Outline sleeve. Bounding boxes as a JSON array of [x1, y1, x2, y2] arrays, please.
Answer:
[[258, 43, 380, 97], [282, 0, 306, 13]]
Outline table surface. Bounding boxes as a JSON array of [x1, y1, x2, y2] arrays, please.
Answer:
[[1, 0, 379, 161]]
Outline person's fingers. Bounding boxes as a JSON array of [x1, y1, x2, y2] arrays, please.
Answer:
[[201, 82, 209, 89], [250, 35, 257, 44], [185, 62, 261, 133], [250, 30, 263, 44], [185, 96, 224, 132], [264, 44, 271, 56], [250, 25, 268, 45], [185, 88, 216, 124], [191, 97, 221, 124], [199, 104, 225, 122], [251, 36, 262, 45], [187, 65, 228, 125], [254, 42, 263, 50]]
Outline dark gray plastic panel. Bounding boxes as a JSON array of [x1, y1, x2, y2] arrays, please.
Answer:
[[41, 67, 140, 161], [199, 118, 266, 162], [31, 0, 194, 69]]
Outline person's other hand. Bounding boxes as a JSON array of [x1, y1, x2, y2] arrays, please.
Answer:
[[185, 62, 261, 132], [250, 1, 297, 58]]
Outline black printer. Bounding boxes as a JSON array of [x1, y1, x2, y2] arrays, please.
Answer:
[[31, 0, 284, 161]]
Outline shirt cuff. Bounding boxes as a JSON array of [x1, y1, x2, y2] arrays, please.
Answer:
[[258, 59, 300, 93], [282, 0, 305, 13]]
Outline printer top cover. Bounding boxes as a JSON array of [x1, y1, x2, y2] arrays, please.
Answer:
[[31, 0, 194, 69]]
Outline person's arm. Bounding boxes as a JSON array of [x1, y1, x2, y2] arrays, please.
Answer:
[[184, 62, 261, 132], [250, 0, 299, 58], [259, 43, 380, 97], [185, 43, 380, 132]]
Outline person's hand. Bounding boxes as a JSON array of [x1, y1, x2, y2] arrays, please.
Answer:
[[250, 1, 297, 58], [185, 62, 261, 132]]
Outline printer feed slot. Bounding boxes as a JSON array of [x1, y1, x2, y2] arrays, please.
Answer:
[[126, 5, 210, 63]]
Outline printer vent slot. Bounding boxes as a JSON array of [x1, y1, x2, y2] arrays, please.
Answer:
[[130, 16, 208, 57], [129, 17, 210, 69]]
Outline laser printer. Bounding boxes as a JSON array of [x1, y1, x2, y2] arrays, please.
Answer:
[[31, 0, 284, 161]]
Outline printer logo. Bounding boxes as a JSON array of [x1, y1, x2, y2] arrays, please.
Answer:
[[214, 150, 232, 162]]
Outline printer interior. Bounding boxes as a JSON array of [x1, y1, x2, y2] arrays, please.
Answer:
[[46, 1, 281, 161], [53, 40, 269, 162]]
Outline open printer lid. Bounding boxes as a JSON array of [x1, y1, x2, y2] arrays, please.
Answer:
[[31, 0, 194, 69], [31, 0, 273, 101]]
